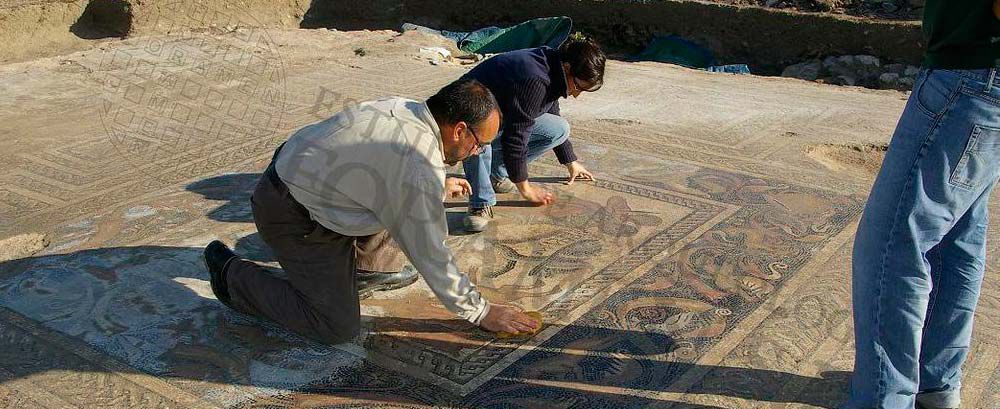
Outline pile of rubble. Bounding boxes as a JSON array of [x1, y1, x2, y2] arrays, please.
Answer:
[[781, 55, 921, 91], [746, 0, 923, 19]]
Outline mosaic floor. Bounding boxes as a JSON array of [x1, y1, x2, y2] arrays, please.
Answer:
[[0, 26, 998, 409]]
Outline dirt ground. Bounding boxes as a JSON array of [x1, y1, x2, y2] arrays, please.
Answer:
[[0, 22, 998, 409], [713, 0, 921, 20]]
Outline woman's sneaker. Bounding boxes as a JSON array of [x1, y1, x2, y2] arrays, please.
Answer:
[[464, 206, 494, 232], [491, 177, 516, 194]]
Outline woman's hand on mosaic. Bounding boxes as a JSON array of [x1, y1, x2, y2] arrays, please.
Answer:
[[444, 177, 472, 199], [565, 161, 594, 185], [517, 182, 555, 206], [479, 304, 542, 334]]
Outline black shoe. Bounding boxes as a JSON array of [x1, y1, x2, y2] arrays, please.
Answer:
[[356, 265, 419, 299], [917, 403, 959, 409], [204, 240, 237, 308]]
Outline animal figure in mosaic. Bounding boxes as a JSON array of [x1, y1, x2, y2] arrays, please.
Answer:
[[686, 171, 849, 242], [665, 171, 852, 301], [544, 195, 662, 238], [487, 239, 602, 279], [514, 334, 650, 386], [610, 295, 729, 339], [669, 226, 788, 301]]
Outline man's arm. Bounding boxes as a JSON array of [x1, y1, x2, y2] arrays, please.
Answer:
[[374, 173, 489, 324]]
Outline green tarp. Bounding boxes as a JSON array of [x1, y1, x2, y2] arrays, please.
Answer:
[[401, 17, 573, 54], [457, 16, 573, 54]]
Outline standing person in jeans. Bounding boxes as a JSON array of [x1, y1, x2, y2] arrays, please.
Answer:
[[845, 2, 1000, 408], [461, 37, 607, 232], [202, 79, 541, 344]]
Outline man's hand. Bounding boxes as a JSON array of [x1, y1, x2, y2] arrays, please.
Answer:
[[479, 304, 541, 334], [444, 177, 472, 199], [515, 181, 555, 206], [565, 161, 594, 185]]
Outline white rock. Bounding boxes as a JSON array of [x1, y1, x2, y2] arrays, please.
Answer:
[[419, 47, 452, 60]]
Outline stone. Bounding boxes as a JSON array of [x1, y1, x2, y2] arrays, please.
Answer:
[[879, 72, 901, 89], [855, 55, 881, 68], [884, 63, 905, 74], [822, 55, 844, 70], [419, 46, 451, 60], [904, 65, 921, 77], [822, 55, 857, 75], [782, 59, 823, 81], [815, 0, 840, 11], [823, 55, 881, 87], [832, 74, 858, 87]]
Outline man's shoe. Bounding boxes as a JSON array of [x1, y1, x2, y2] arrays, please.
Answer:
[[491, 177, 516, 194], [357, 265, 419, 299], [917, 404, 959, 409], [204, 240, 238, 308], [464, 206, 494, 232]]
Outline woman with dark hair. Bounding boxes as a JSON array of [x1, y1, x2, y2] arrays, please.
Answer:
[[460, 37, 607, 232]]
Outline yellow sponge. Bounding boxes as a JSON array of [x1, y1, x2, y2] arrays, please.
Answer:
[[496, 311, 544, 340]]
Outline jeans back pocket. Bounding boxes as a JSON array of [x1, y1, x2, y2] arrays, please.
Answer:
[[915, 69, 963, 119], [950, 125, 1000, 190]]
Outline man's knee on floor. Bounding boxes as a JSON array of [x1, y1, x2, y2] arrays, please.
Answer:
[[312, 319, 362, 345]]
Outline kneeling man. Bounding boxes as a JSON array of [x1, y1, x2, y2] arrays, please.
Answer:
[[203, 79, 540, 343]]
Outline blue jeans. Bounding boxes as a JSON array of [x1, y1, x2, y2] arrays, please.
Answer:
[[846, 69, 1000, 409], [463, 113, 570, 208]]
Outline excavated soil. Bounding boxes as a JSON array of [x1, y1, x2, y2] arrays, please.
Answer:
[[806, 143, 889, 177], [0, 233, 49, 262]]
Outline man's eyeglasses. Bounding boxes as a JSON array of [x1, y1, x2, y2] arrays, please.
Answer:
[[466, 125, 490, 156], [573, 77, 602, 92]]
